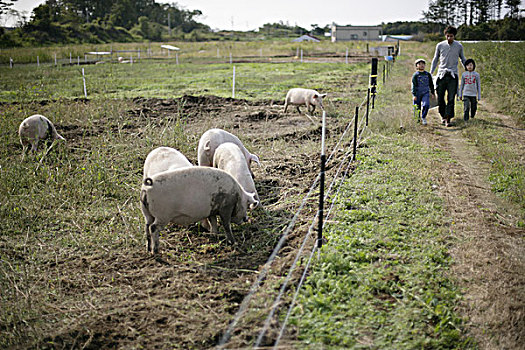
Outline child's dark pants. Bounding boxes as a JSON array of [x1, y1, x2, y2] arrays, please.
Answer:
[[463, 96, 477, 121]]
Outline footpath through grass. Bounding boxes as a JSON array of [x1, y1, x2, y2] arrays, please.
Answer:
[[289, 54, 474, 348]]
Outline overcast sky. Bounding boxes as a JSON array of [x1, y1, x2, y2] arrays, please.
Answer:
[[5, 0, 431, 29], [166, 0, 429, 31]]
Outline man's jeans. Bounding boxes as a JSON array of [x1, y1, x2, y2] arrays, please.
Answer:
[[436, 73, 458, 120]]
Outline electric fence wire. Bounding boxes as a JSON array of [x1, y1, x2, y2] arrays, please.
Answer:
[[218, 102, 364, 348], [271, 67, 394, 348], [217, 171, 321, 348], [256, 105, 370, 347]]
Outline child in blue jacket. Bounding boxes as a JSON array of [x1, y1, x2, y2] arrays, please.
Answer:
[[411, 58, 436, 125]]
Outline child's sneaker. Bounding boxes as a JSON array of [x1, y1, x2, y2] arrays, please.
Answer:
[[422, 117, 428, 125]]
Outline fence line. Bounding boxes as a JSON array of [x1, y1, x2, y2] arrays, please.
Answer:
[[218, 54, 396, 348], [217, 169, 321, 348], [219, 100, 368, 347], [219, 106, 364, 347], [1, 51, 380, 68], [255, 105, 371, 346]]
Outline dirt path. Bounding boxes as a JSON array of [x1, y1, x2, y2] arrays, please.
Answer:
[[423, 106, 525, 349]]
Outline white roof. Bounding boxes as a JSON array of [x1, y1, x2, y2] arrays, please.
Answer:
[[161, 45, 180, 51], [292, 35, 320, 42]]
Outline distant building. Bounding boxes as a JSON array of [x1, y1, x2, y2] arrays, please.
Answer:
[[292, 34, 321, 42], [331, 24, 382, 42]]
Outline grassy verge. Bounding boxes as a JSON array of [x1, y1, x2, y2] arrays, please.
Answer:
[[288, 51, 474, 348], [459, 116, 525, 222], [289, 136, 472, 348]]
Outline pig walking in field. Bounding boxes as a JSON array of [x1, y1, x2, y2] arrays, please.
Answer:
[[18, 114, 65, 155], [140, 166, 259, 254], [284, 88, 327, 114]]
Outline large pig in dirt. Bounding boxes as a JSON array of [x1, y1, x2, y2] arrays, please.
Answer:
[[140, 166, 259, 254], [18, 114, 65, 153], [284, 88, 327, 114], [213, 142, 259, 203], [143, 146, 192, 179], [197, 128, 260, 174]]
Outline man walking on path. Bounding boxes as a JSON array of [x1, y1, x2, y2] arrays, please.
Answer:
[[431, 26, 467, 127]]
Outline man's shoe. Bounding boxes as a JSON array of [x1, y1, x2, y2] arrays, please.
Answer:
[[422, 118, 428, 125]]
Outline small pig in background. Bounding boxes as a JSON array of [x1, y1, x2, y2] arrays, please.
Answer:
[[18, 114, 65, 156], [284, 88, 327, 115]]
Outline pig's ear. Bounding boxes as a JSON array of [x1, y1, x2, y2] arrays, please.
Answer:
[[204, 139, 211, 151], [250, 153, 260, 166], [321, 93, 327, 98]]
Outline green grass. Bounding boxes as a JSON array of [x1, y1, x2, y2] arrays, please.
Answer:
[[289, 136, 472, 349], [0, 60, 368, 102], [460, 116, 525, 220]]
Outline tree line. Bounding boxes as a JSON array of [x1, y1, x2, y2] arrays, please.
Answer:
[[0, 0, 210, 46], [0, 0, 523, 47], [421, 0, 524, 40], [423, 0, 521, 25]]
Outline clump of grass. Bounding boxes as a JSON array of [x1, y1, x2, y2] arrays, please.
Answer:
[[461, 117, 525, 219]]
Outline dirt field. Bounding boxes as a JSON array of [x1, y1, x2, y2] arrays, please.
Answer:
[[4, 95, 352, 349]]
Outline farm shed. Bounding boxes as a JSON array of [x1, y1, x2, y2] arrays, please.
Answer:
[[292, 34, 321, 42], [331, 24, 382, 42]]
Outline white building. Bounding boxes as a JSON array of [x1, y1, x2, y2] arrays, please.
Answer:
[[331, 24, 382, 42]]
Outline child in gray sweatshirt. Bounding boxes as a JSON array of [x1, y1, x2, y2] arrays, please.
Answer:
[[459, 58, 481, 121]]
